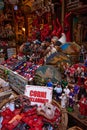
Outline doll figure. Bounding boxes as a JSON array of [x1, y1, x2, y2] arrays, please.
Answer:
[[63, 86, 70, 107], [84, 78, 87, 92], [59, 93, 67, 108], [78, 84, 86, 100], [78, 94, 86, 118], [63, 86, 70, 97], [84, 55, 87, 67], [85, 98, 87, 117], [46, 78, 53, 87], [73, 84, 80, 102], [54, 83, 62, 101], [37, 102, 55, 120], [68, 89, 75, 110], [80, 68, 85, 84], [79, 45, 86, 63], [74, 70, 78, 83], [61, 78, 68, 89]]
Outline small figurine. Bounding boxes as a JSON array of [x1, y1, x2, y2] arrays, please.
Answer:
[[59, 93, 67, 108], [46, 78, 53, 87], [61, 78, 68, 89], [54, 83, 62, 101], [85, 98, 87, 117], [74, 69, 78, 83], [78, 84, 86, 100], [79, 45, 86, 63], [84, 77, 87, 92], [73, 84, 80, 102], [37, 102, 55, 120], [68, 89, 75, 111], [63, 86, 70, 107], [84, 55, 87, 67], [77, 66, 82, 85], [78, 94, 86, 119], [80, 68, 85, 84], [63, 86, 70, 96]]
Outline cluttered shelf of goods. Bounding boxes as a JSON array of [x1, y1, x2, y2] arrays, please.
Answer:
[[0, 0, 87, 130], [0, 0, 16, 60], [0, 42, 87, 130]]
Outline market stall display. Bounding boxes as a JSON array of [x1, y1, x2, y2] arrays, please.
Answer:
[[66, 63, 86, 85], [0, 2, 16, 60], [0, 1, 87, 130], [1, 56, 40, 81], [0, 95, 68, 130]]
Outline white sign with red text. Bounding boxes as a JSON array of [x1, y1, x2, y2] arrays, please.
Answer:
[[24, 85, 53, 106]]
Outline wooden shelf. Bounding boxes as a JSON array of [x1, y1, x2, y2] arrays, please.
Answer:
[[66, 0, 87, 14], [68, 112, 87, 130]]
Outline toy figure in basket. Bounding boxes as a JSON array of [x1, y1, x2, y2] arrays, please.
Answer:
[[37, 102, 61, 127], [37, 102, 55, 120], [78, 94, 86, 119]]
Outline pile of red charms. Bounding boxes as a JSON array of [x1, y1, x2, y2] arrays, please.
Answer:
[[0, 95, 61, 130]]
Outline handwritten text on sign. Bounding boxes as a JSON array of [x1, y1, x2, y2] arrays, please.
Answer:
[[25, 85, 53, 106]]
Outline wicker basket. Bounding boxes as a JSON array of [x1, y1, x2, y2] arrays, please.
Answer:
[[0, 96, 68, 130], [52, 100, 68, 130]]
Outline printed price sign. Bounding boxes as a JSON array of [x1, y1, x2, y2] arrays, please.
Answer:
[[25, 85, 53, 106]]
